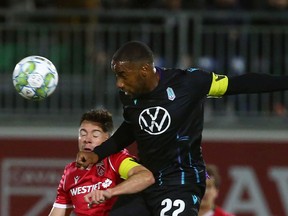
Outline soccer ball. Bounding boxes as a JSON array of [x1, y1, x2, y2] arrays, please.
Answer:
[[12, 56, 58, 101]]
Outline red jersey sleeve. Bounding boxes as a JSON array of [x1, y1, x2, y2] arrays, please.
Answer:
[[107, 149, 136, 175], [53, 163, 74, 209]]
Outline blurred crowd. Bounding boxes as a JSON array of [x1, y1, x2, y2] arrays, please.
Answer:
[[1, 0, 287, 117], [0, 0, 288, 11]]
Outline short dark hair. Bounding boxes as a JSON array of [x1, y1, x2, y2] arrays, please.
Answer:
[[112, 41, 154, 64], [80, 108, 114, 135], [206, 164, 221, 189]]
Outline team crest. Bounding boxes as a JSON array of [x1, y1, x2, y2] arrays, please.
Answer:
[[96, 161, 105, 176], [166, 87, 176, 101]]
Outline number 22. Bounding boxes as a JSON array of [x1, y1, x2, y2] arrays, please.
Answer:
[[160, 198, 185, 216]]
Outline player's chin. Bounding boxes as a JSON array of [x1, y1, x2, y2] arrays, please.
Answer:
[[126, 91, 139, 99], [124, 91, 132, 97]]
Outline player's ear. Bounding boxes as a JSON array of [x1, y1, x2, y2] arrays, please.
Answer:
[[142, 63, 148, 70], [140, 63, 151, 77]]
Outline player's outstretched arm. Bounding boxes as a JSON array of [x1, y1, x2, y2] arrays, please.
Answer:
[[226, 73, 288, 95], [84, 161, 155, 207], [107, 164, 155, 196]]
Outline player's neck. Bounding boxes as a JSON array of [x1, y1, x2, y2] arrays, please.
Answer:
[[147, 67, 160, 92]]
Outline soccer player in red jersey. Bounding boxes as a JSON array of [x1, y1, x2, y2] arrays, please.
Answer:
[[199, 164, 235, 216], [48, 108, 154, 216]]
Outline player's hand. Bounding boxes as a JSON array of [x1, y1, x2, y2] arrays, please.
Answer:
[[84, 189, 112, 208], [76, 151, 99, 170]]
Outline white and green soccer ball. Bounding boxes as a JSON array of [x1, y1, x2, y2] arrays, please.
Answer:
[[12, 56, 59, 101]]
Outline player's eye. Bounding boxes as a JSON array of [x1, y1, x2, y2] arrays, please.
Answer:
[[79, 130, 87, 137], [117, 71, 126, 79], [92, 131, 102, 138]]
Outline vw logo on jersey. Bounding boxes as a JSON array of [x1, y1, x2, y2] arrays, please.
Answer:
[[139, 106, 171, 135]]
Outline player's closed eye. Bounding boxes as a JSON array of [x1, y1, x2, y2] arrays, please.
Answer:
[[79, 129, 87, 137], [92, 131, 103, 138]]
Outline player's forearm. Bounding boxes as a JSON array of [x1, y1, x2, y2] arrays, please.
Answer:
[[84, 170, 154, 207], [109, 170, 155, 197], [226, 73, 288, 95]]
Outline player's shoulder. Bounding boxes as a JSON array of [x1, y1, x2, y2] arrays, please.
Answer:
[[186, 67, 203, 73], [109, 148, 135, 160], [160, 66, 207, 73], [157, 66, 213, 94], [65, 161, 76, 169], [160, 66, 211, 79], [185, 67, 211, 76], [61, 161, 78, 175]]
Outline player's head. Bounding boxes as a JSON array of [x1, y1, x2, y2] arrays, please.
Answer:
[[111, 41, 159, 98], [200, 164, 221, 211], [78, 108, 113, 152]]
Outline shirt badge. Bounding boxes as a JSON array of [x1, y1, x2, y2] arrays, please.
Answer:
[[96, 161, 105, 176], [74, 176, 80, 184], [166, 87, 176, 101]]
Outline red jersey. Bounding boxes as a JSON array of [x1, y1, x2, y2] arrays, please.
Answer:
[[52, 149, 133, 216], [214, 206, 235, 216]]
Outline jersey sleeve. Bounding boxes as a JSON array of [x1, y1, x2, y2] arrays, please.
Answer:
[[108, 149, 140, 179], [186, 69, 288, 97], [187, 69, 288, 97], [185, 68, 228, 98], [207, 72, 229, 97], [118, 157, 141, 179], [53, 164, 73, 209], [225, 72, 288, 95]]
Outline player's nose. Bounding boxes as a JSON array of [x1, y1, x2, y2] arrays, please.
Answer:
[[116, 78, 124, 89], [83, 133, 93, 143]]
